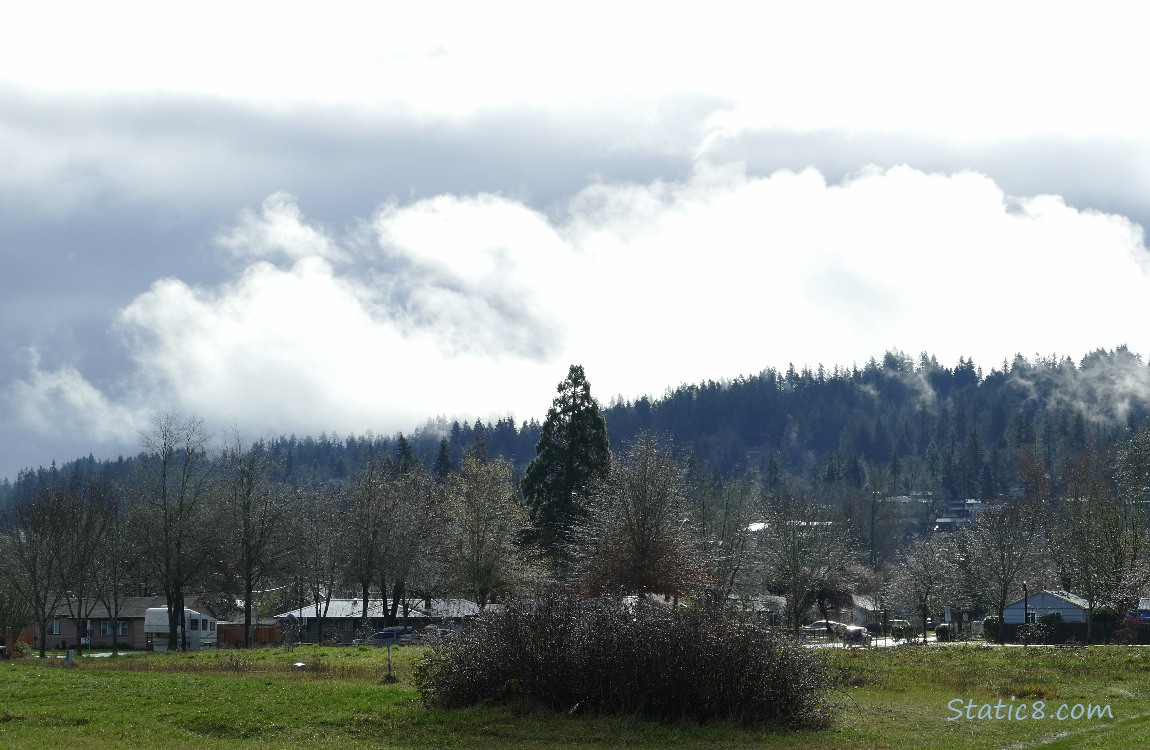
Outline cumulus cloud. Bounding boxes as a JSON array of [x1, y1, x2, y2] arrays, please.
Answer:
[[8, 351, 148, 442], [5, 163, 1150, 469], [217, 192, 347, 264]]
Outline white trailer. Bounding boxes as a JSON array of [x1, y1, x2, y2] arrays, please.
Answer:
[[143, 607, 218, 651]]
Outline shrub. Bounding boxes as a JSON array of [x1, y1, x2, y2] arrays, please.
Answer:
[[1017, 623, 1050, 644], [1037, 612, 1063, 628], [1093, 606, 1118, 624], [414, 586, 837, 728], [934, 623, 953, 642]]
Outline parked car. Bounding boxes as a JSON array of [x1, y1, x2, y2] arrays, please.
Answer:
[[802, 620, 846, 636], [887, 618, 912, 631], [842, 625, 872, 646], [352, 626, 407, 647]]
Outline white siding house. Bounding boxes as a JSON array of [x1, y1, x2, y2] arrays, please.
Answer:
[[1003, 590, 1089, 624]]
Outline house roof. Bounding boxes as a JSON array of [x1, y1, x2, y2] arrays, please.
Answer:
[[274, 598, 481, 621], [52, 596, 217, 620], [1006, 590, 1090, 610]]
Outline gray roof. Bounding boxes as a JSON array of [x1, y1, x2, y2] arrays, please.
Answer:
[[274, 598, 482, 620], [52, 596, 217, 620], [1007, 590, 1091, 610]]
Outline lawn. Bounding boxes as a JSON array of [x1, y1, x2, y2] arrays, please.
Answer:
[[1, 643, 1148, 749]]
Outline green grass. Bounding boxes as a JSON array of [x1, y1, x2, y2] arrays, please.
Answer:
[[2, 643, 1149, 749]]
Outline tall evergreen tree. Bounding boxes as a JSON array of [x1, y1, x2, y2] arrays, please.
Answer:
[[434, 438, 453, 481], [522, 365, 611, 571]]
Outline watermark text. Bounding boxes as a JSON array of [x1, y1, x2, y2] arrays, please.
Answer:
[[947, 697, 1112, 722]]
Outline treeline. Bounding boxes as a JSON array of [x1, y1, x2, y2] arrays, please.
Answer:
[[0, 415, 539, 654], [605, 346, 1150, 495], [7, 346, 1146, 507]]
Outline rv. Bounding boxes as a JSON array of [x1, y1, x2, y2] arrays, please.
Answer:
[[143, 607, 218, 651]]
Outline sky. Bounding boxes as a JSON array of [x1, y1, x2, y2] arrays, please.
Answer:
[[3, 2, 1150, 481]]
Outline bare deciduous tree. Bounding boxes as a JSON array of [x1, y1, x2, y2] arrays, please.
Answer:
[[886, 532, 963, 641], [293, 483, 344, 643], [379, 468, 443, 625], [58, 471, 117, 655], [572, 433, 702, 598], [2, 469, 72, 656], [93, 478, 138, 657], [690, 469, 763, 610], [132, 413, 214, 651], [758, 489, 855, 636], [345, 460, 397, 625], [217, 436, 291, 647], [440, 454, 533, 609], [958, 498, 1043, 644]]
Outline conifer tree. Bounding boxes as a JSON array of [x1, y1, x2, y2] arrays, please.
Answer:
[[433, 438, 453, 481], [522, 365, 611, 571]]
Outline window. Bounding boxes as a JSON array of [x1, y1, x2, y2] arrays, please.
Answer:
[[190, 618, 199, 631], [101, 621, 130, 637], [49, 619, 61, 636]]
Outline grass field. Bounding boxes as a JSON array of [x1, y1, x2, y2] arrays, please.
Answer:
[[2, 643, 1149, 749]]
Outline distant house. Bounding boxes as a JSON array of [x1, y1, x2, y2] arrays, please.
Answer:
[[1004, 590, 1090, 625], [274, 598, 483, 644], [848, 594, 879, 625], [44, 596, 218, 651]]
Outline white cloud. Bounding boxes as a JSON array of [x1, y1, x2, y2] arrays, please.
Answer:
[[7, 162, 1150, 455], [217, 192, 346, 264], [5, 3, 1150, 139], [7, 352, 149, 442]]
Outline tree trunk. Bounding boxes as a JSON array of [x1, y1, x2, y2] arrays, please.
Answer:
[[244, 578, 254, 648]]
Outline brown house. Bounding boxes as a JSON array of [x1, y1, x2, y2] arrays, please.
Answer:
[[43, 596, 217, 651]]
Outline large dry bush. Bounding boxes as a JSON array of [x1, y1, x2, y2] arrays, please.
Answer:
[[414, 587, 836, 728]]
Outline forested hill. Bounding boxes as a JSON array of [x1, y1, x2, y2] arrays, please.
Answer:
[[4, 347, 1149, 503], [604, 347, 1150, 497]]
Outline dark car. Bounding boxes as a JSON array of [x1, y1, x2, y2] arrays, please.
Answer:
[[842, 625, 872, 646], [353, 626, 407, 646]]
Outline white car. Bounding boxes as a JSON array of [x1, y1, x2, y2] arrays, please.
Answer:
[[802, 620, 846, 636]]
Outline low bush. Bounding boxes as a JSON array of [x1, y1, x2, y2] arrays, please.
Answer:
[[1093, 605, 1118, 624], [414, 586, 836, 728]]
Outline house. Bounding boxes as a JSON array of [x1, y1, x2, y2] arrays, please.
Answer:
[[274, 598, 483, 644], [43, 596, 218, 651], [848, 594, 879, 625], [1003, 590, 1090, 625]]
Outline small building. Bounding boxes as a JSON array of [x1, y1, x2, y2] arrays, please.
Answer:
[[216, 619, 283, 648], [1004, 590, 1090, 625]]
